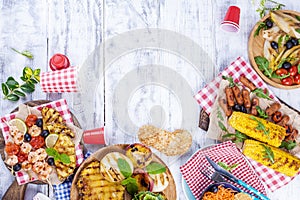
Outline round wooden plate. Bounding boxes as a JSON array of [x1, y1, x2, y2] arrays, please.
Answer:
[[70, 144, 177, 200], [0, 100, 82, 199], [248, 10, 300, 89]]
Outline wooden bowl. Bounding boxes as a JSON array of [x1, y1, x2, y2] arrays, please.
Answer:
[[248, 10, 300, 89], [70, 144, 177, 200]]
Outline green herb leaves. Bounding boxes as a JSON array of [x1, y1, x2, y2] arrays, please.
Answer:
[[254, 56, 273, 78], [252, 88, 272, 100], [118, 158, 133, 178], [250, 116, 270, 135], [255, 0, 285, 18], [254, 22, 267, 37], [280, 140, 297, 150], [222, 76, 237, 88], [11, 48, 34, 59], [260, 144, 275, 163], [256, 106, 269, 119], [146, 162, 166, 174], [217, 162, 239, 172], [46, 148, 70, 164], [118, 158, 138, 195]]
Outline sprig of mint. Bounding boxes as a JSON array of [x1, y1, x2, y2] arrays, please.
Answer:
[[217, 162, 239, 172], [11, 47, 34, 59], [118, 158, 138, 195], [146, 162, 166, 174], [46, 148, 70, 164]]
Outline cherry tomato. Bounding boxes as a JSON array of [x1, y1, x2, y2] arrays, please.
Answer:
[[25, 114, 38, 127], [294, 74, 300, 85], [289, 66, 298, 76], [281, 77, 293, 86], [30, 136, 45, 149], [17, 151, 28, 163], [275, 68, 288, 76], [5, 142, 20, 156]]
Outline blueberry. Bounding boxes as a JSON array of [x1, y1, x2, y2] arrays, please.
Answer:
[[24, 133, 31, 142], [285, 41, 293, 49], [35, 118, 43, 128], [41, 130, 50, 138], [291, 38, 299, 46], [211, 185, 219, 193], [265, 19, 273, 28], [282, 61, 292, 70], [232, 104, 241, 112], [240, 105, 247, 113], [271, 41, 278, 50], [13, 163, 21, 171], [47, 157, 55, 166]]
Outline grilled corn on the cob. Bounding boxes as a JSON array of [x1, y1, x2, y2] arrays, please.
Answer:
[[228, 111, 286, 147], [243, 140, 300, 177]]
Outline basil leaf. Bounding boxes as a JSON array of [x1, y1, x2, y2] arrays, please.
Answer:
[[6, 94, 19, 101], [23, 66, 33, 78], [30, 78, 38, 84], [2, 83, 9, 96], [60, 153, 71, 164], [20, 76, 27, 81], [122, 177, 138, 195], [14, 90, 26, 97], [146, 162, 166, 174], [33, 69, 41, 76], [6, 77, 19, 90], [118, 158, 132, 178], [20, 83, 35, 93], [34, 75, 40, 82], [46, 148, 58, 157]]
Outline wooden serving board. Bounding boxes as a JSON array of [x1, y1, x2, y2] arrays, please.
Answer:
[[248, 10, 300, 89], [70, 144, 177, 200], [0, 100, 82, 200]]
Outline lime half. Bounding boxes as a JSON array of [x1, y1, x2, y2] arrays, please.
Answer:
[[45, 134, 59, 148], [9, 118, 27, 134]]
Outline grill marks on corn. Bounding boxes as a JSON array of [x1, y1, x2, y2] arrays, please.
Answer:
[[77, 161, 125, 200]]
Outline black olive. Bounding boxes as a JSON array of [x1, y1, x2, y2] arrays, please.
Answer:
[[271, 41, 278, 50], [265, 19, 273, 28], [47, 157, 55, 166], [291, 38, 299, 46], [35, 118, 43, 128], [282, 61, 292, 70], [240, 106, 247, 113], [13, 163, 21, 171], [232, 104, 241, 112], [211, 185, 219, 193], [285, 40, 293, 49], [41, 130, 50, 138], [24, 133, 31, 142]]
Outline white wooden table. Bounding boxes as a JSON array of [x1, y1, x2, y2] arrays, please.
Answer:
[[1, 0, 300, 199]]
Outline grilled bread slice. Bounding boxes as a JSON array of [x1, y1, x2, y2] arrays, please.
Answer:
[[46, 123, 75, 138], [53, 134, 76, 181], [100, 152, 134, 182], [41, 107, 64, 128], [77, 161, 125, 200]]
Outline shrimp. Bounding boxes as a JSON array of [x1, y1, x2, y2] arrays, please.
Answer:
[[21, 161, 32, 171], [32, 161, 45, 173], [20, 143, 32, 154], [13, 132, 24, 145], [28, 125, 41, 137], [35, 148, 47, 161], [38, 164, 53, 180], [28, 151, 38, 163], [5, 155, 18, 166]]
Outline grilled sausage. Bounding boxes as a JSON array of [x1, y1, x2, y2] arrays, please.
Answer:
[[250, 97, 259, 116], [232, 86, 244, 105], [272, 111, 283, 123], [242, 89, 251, 108], [219, 98, 233, 117], [240, 76, 257, 91], [277, 115, 290, 127], [225, 87, 235, 107], [266, 102, 281, 116]]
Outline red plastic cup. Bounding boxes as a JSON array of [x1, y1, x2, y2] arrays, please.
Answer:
[[83, 127, 105, 144], [49, 53, 70, 71], [220, 6, 240, 33]]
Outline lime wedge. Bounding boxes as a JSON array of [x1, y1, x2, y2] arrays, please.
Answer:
[[9, 118, 27, 134], [45, 134, 59, 148]]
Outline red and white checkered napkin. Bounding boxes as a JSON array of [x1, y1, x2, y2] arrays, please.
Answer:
[[0, 99, 84, 185], [41, 67, 78, 93], [180, 141, 267, 199], [194, 56, 276, 115]]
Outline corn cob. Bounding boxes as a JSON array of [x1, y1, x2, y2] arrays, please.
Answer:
[[243, 140, 300, 177], [228, 111, 286, 147]]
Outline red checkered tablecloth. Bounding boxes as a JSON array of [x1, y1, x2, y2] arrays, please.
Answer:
[[193, 56, 300, 192], [180, 141, 267, 199], [0, 99, 84, 185]]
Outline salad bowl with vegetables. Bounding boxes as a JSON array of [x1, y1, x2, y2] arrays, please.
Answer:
[[249, 10, 300, 89]]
